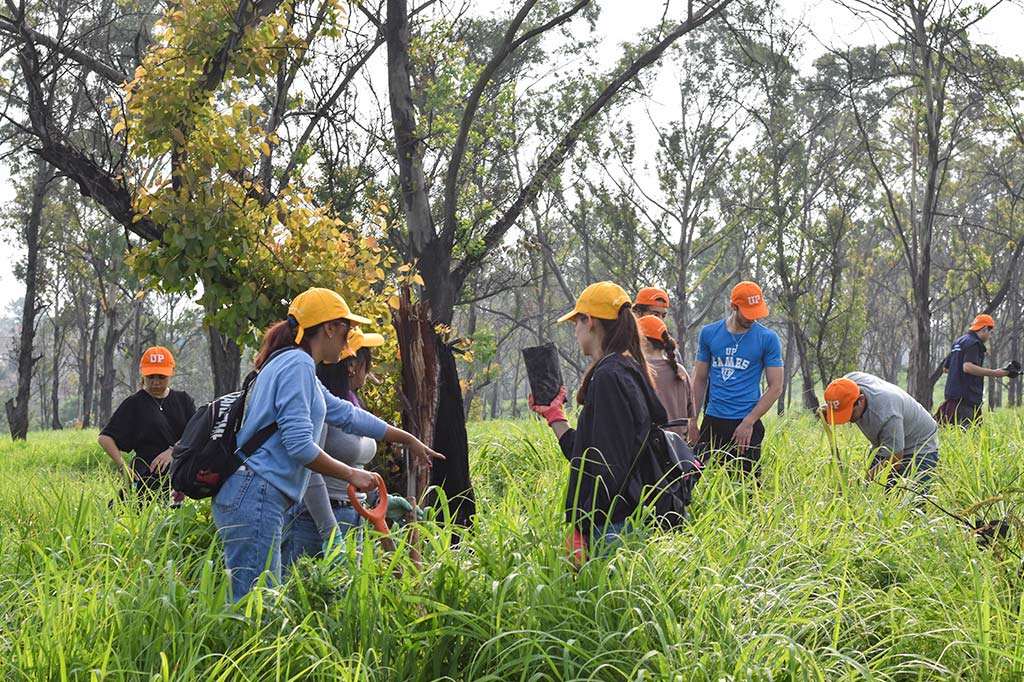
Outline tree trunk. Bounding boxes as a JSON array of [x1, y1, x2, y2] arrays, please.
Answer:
[[50, 321, 65, 429], [129, 297, 144, 391], [907, 278, 932, 408], [96, 306, 119, 425], [780, 323, 796, 414], [795, 332, 819, 411], [6, 162, 53, 439], [489, 381, 499, 420], [80, 300, 102, 427], [208, 326, 241, 396], [386, 0, 475, 524], [1011, 311, 1021, 407]]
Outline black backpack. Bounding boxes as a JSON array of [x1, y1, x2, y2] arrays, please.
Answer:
[[170, 347, 296, 499], [617, 418, 703, 528]]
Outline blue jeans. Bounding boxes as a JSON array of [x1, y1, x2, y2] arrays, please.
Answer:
[[212, 466, 292, 602], [872, 450, 939, 495], [281, 503, 363, 569], [590, 519, 632, 557]]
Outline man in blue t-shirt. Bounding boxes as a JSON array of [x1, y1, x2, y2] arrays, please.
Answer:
[[936, 314, 1011, 427], [689, 281, 784, 477]]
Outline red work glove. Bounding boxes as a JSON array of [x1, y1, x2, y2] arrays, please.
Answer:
[[529, 386, 568, 426]]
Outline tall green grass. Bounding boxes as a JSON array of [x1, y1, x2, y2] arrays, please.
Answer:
[[2, 413, 1024, 680]]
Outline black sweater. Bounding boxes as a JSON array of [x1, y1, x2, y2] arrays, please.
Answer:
[[557, 353, 667, 535]]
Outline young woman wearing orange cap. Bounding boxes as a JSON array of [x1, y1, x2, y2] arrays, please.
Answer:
[[281, 326, 390, 567], [637, 315, 695, 438], [529, 281, 666, 558], [213, 288, 443, 601], [98, 346, 196, 500], [633, 287, 670, 320]]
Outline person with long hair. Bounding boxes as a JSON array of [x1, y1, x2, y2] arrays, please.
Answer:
[[281, 326, 388, 566], [213, 288, 443, 601], [99, 346, 195, 502], [529, 281, 666, 557], [637, 315, 695, 438]]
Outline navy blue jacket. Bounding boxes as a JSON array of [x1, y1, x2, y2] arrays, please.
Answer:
[[944, 331, 986, 404]]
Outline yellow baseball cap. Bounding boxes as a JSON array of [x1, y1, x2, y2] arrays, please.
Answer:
[[342, 326, 385, 359], [557, 281, 632, 323], [288, 288, 371, 343]]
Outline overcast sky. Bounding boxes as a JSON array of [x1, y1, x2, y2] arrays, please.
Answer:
[[2, 0, 1022, 313]]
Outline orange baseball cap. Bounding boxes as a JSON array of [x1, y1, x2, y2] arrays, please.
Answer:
[[342, 326, 385, 359], [140, 346, 175, 376], [635, 287, 670, 309], [637, 315, 668, 342], [289, 287, 371, 343], [731, 281, 769, 320], [558, 281, 632, 323], [823, 377, 861, 425], [970, 314, 995, 331]]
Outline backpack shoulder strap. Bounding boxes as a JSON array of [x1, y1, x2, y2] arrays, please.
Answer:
[[239, 422, 280, 456], [236, 346, 301, 458]]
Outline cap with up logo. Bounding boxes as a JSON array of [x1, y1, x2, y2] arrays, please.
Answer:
[[730, 281, 769, 320], [823, 378, 860, 425], [140, 346, 175, 376]]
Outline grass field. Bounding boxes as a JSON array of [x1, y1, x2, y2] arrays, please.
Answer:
[[3, 413, 1024, 680]]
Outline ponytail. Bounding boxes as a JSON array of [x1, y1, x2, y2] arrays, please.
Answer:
[[577, 304, 654, 405], [254, 315, 324, 369], [651, 332, 686, 382]]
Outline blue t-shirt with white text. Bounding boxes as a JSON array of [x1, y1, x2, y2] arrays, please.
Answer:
[[696, 319, 783, 420]]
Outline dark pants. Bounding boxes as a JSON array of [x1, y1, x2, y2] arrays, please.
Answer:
[[697, 415, 765, 478], [935, 399, 981, 428]]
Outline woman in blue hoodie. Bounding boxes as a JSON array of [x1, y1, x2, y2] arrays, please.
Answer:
[[213, 288, 443, 601]]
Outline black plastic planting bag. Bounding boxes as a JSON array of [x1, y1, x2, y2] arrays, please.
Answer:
[[522, 343, 563, 406]]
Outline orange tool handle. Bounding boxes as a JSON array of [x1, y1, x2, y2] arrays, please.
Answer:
[[347, 474, 390, 534]]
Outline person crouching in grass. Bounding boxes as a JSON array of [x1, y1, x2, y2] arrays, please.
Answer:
[[529, 281, 667, 560], [822, 372, 939, 494]]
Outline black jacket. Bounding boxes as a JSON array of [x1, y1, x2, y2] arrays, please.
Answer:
[[557, 353, 667, 535]]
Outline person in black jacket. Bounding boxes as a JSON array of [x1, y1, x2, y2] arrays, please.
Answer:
[[530, 281, 666, 559]]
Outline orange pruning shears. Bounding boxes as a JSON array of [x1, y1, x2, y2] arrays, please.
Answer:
[[347, 474, 390, 534]]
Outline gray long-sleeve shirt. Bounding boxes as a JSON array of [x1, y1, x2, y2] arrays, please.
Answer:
[[846, 372, 939, 458], [302, 424, 378, 540]]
